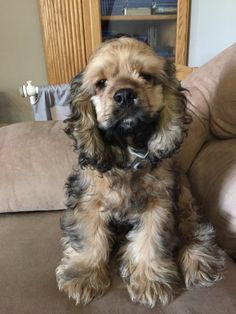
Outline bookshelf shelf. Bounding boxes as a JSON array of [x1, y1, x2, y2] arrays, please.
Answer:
[[101, 15, 177, 21]]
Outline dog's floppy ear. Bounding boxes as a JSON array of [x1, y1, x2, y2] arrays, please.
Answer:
[[148, 60, 188, 160], [65, 72, 113, 172]]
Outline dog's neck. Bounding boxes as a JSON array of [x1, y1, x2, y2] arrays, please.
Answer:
[[99, 117, 160, 170], [126, 145, 151, 170], [107, 135, 154, 170]]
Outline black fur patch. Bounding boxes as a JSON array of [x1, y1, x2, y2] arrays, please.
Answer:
[[65, 170, 88, 210], [60, 211, 84, 251], [101, 111, 160, 151], [109, 216, 141, 256]]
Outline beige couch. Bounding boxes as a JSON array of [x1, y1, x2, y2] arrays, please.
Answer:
[[0, 45, 236, 314]]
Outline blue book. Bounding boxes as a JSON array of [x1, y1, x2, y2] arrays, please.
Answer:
[[101, 0, 125, 15], [157, 0, 177, 3], [126, 0, 153, 8]]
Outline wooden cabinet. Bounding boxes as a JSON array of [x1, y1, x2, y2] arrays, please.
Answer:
[[100, 1, 190, 65], [38, 0, 190, 84], [38, 0, 99, 84]]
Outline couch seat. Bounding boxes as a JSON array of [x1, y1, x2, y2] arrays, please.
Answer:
[[0, 211, 236, 314]]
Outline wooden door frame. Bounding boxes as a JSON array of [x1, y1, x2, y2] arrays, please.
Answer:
[[175, 0, 190, 65]]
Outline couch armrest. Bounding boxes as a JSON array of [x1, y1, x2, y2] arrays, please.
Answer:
[[189, 139, 236, 259], [176, 64, 197, 81]]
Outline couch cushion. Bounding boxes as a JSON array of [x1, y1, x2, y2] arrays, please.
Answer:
[[0, 121, 76, 213], [209, 44, 236, 139], [0, 210, 236, 314], [189, 139, 236, 258], [177, 43, 236, 172]]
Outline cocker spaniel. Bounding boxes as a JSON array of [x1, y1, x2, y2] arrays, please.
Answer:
[[56, 37, 224, 308]]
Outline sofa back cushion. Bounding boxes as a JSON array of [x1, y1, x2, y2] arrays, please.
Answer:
[[176, 43, 236, 172], [210, 44, 236, 139], [0, 121, 76, 212]]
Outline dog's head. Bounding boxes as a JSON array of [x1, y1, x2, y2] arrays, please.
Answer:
[[66, 37, 188, 172]]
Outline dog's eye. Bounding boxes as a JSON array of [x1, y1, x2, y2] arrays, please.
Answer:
[[95, 79, 107, 90], [139, 72, 155, 83]]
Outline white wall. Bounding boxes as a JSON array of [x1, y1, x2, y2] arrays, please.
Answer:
[[0, 0, 47, 124], [188, 0, 236, 66]]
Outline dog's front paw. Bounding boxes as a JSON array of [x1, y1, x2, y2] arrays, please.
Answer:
[[127, 278, 177, 308], [180, 244, 225, 289], [56, 264, 111, 304], [179, 226, 225, 290], [121, 260, 180, 307], [179, 224, 225, 289]]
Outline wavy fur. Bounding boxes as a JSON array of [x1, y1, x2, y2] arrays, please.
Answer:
[[57, 38, 224, 308]]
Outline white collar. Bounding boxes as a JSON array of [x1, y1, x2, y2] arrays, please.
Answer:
[[128, 146, 149, 159]]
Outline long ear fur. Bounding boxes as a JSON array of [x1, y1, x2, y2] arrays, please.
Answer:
[[148, 61, 190, 160], [65, 73, 113, 172]]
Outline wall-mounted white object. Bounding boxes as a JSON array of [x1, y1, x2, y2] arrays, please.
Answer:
[[19, 81, 38, 105]]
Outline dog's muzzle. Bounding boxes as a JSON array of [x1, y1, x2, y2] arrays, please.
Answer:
[[112, 88, 141, 131], [113, 88, 137, 108]]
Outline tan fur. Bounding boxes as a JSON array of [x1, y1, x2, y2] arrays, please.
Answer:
[[57, 38, 225, 308], [177, 172, 224, 288]]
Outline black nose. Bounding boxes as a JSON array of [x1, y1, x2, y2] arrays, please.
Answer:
[[113, 88, 137, 107]]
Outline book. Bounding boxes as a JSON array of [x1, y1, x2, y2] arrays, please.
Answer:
[[156, 0, 177, 3], [101, 0, 124, 16], [124, 7, 151, 15], [152, 1, 177, 15], [152, 4, 177, 14], [126, 0, 153, 8]]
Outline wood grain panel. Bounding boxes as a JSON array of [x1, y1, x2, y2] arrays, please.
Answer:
[[82, 0, 102, 61], [38, 0, 87, 84], [175, 0, 190, 65]]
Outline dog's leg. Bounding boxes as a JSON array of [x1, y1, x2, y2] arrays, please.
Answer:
[[119, 199, 181, 308], [177, 172, 225, 289], [56, 206, 112, 304]]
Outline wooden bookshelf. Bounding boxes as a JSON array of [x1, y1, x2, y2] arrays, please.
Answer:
[[39, 0, 190, 84], [101, 15, 177, 21]]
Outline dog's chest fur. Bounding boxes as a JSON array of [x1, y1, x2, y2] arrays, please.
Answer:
[[71, 159, 175, 221]]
